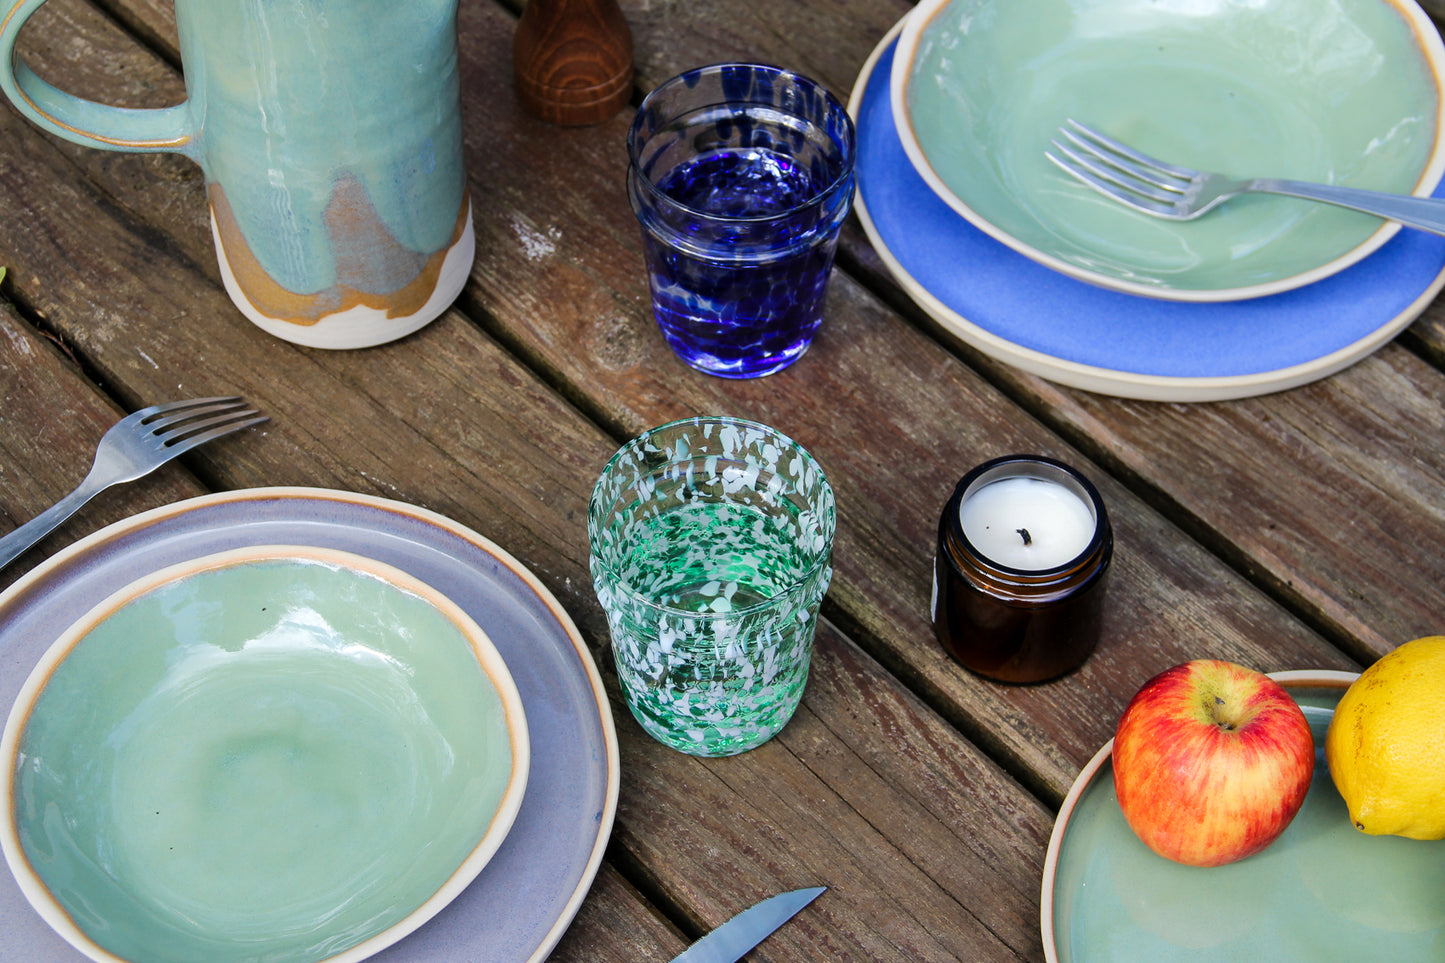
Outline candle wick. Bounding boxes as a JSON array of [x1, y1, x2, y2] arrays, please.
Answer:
[[1016, 527, 1032, 546]]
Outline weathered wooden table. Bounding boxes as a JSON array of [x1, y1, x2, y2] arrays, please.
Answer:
[[1, 0, 1442, 960]]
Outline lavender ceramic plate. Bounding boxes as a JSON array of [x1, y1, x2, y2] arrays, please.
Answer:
[[0, 489, 619, 963]]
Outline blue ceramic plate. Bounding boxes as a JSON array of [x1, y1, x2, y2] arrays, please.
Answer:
[[3, 545, 530, 963], [849, 19, 1445, 400], [891, 0, 1445, 301], [0, 489, 619, 963], [1042, 670, 1445, 962]]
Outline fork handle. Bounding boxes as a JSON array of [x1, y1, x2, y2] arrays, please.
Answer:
[[1253, 179, 1445, 237], [0, 476, 106, 571]]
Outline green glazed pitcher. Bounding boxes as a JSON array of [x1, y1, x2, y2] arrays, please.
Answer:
[[0, 0, 473, 348]]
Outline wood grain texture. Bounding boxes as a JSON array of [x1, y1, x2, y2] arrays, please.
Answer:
[[0, 303, 218, 592], [447, 0, 1358, 802], [0, 3, 1060, 958], [625, 0, 1445, 651], [848, 232, 1445, 665], [545, 865, 688, 962], [623, 0, 909, 97], [7, 0, 1441, 959], [611, 620, 1053, 961], [22, 0, 1386, 802], [1404, 295, 1445, 369]]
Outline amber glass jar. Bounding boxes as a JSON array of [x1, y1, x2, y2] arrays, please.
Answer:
[[931, 455, 1112, 684]]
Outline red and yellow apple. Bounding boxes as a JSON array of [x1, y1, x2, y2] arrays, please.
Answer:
[[1112, 659, 1314, 867]]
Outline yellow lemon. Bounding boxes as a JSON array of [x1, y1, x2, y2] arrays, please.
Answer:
[[1325, 636, 1445, 839]]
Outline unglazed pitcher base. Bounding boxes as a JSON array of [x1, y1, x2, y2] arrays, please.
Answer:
[[212, 198, 476, 350]]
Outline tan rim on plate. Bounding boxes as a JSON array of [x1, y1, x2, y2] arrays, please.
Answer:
[[889, 0, 1445, 303]]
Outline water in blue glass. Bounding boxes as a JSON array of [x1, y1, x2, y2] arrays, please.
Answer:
[[642, 146, 841, 378]]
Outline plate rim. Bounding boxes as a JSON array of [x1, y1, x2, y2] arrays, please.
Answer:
[[847, 17, 1445, 401], [1, 542, 533, 963], [0, 487, 620, 963], [1039, 668, 1360, 963], [888, 0, 1445, 302]]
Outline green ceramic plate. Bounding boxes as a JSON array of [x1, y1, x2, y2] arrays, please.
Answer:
[[1042, 670, 1445, 962], [1, 545, 529, 963], [893, 0, 1445, 300]]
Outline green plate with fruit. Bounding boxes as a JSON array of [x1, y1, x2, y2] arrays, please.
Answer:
[[1042, 670, 1445, 962]]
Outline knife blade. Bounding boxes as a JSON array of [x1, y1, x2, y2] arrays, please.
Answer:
[[668, 886, 825, 963]]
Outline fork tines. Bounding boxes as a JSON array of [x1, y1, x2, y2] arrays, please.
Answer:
[[138, 396, 267, 449], [1045, 119, 1189, 216]]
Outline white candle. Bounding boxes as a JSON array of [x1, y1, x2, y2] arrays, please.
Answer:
[[958, 475, 1096, 570]]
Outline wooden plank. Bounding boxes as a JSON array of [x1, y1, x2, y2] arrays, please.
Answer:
[[620, 2, 1445, 647], [441, 0, 1357, 800], [0, 301, 217, 591], [0, 5, 1066, 960], [613, 621, 1054, 961], [1005, 348, 1445, 657], [43, 0, 1371, 807], [843, 205, 1445, 662], [546, 865, 688, 962], [622, 0, 911, 96], [1402, 297, 1445, 369], [76, 0, 1445, 658]]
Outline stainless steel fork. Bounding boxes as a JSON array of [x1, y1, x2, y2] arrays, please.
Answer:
[[0, 396, 267, 571], [1046, 119, 1445, 236]]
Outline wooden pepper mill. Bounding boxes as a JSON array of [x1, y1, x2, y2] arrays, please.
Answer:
[[513, 0, 634, 126]]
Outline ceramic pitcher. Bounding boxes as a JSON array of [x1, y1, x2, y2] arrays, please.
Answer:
[[0, 0, 473, 349]]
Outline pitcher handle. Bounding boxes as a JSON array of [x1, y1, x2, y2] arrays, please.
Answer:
[[1, 0, 193, 152]]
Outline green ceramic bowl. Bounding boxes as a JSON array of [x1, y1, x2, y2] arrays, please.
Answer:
[[1042, 670, 1445, 962], [892, 0, 1445, 300], [1, 545, 529, 963]]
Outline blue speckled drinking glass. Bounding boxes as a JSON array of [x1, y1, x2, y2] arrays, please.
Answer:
[[627, 64, 857, 378], [588, 417, 835, 756]]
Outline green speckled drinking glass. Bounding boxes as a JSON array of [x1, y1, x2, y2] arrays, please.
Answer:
[[588, 417, 835, 757]]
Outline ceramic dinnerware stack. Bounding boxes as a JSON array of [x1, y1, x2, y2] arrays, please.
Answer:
[[0, 486, 625, 963], [850, 0, 1445, 400]]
